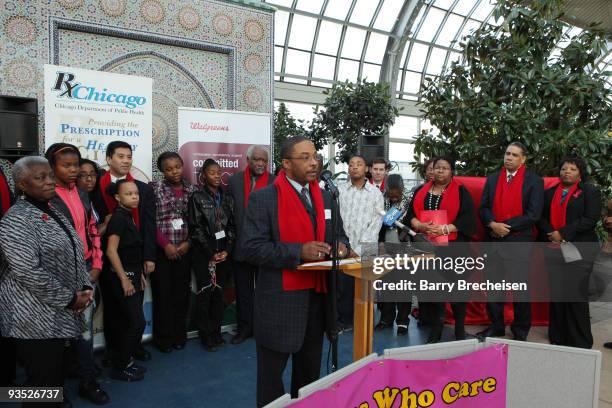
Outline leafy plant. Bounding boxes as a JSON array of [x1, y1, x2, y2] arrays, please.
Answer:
[[310, 80, 400, 164], [414, 0, 611, 196]]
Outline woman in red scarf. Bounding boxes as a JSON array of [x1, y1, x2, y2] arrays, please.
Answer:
[[405, 157, 476, 343], [538, 156, 601, 349]]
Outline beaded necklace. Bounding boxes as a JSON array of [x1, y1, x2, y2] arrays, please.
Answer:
[[427, 183, 448, 210]]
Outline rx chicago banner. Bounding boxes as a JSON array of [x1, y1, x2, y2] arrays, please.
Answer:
[[44, 64, 153, 180], [177, 107, 271, 186]]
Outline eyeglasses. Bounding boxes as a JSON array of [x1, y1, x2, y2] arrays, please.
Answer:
[[287, 155, 318, 163]]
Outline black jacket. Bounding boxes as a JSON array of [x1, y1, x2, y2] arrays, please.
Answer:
[[480, 168, 544, 240], [92, 175, 156, 262], [405, 183, 477, 242], [241, 183, 349, 354], [538, 182, 601, 243], [227, 170, 275, 259], [188, 185, 236, 259]]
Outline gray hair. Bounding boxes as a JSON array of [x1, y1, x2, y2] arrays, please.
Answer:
[[12, 156, 50, 185], [246, 145, 269, 159]]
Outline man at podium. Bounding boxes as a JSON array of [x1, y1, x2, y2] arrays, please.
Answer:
[[241, 136, 350, 407]]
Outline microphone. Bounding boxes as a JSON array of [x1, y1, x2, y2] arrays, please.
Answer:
[[377, 209, 436, 253], [320, 170, 339, 196]]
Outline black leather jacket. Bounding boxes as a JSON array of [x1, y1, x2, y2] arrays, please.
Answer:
[[188, 185, 236, 258]]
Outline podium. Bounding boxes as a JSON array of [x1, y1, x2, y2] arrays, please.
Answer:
[[298, 258, 395, 362]]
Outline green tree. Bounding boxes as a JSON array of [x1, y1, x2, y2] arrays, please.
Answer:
[[414, 0, 611, 195], [310, 80, 399, 164], [273, 102, 307, 171]]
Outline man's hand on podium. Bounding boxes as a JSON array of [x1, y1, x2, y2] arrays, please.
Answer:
[[301, 241, 331, 261]]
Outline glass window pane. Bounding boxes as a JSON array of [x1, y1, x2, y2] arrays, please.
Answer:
[[265, 0, 293, 7], [288, 15, 317, 50], [281, 102, 317, 123], [409, 6, 427, 35], [324, 0, 353, 20], [312, 54, 336, 80], [365, 32, 388, 63], [361, 63, 381, 82], [448, 51, 461, 66], [396, 70, 404, 92], [389, 142, 414, 163], [390, 116, 419, 140], [373, 0, 404, 32], [436, 14, 464, 46], [425, 47, 448, 75], [274, 46, 284, 73], [316, 21, 343, 55], [296, 0, 324, 14], [471, 1, 495, 22], [458, 18, 481, 41], [274, 10, 290, 45], [416, 8, 445, 42], [341, 27, 367, 60], [350, 0, 378, 26], [434, 0, 455, 9], [284, 49, 311, 77], [403, 71, 422, 94], [406, 42, 428, 71], [311, 80, 332, 88], [421, 118, 440, 136], [285, 77, 308, 84], [337, 58, 359, 82], [453, 0, 477, 16]]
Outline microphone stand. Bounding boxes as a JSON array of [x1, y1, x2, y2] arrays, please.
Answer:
[[325, 182, 340, 372]]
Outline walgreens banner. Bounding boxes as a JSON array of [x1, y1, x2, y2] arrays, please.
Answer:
[[178, 107, 271, 186]]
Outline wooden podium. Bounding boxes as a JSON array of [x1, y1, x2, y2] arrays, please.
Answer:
[[298, 258, 395, 362]]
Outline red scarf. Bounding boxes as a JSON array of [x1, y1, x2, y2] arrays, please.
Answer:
[[370, 177, 385, 192], [99, 171, 140, 229], [275, 170, 327, 293], [0, 170, 11, 216], [243, 166, 270, 208], [413, 179, 461, 241], [550, 181, 580, 231], [492, 165, 525, 222]]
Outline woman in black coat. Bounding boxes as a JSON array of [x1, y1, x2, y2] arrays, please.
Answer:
[[538, 156, 601, 349], [405, 157, 476, 343], [188, 159, 236, 352]]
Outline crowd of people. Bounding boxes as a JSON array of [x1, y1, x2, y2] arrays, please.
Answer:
[[0, 137, 610, 407]]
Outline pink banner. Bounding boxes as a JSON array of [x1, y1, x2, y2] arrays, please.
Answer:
[[289, 345, 508, 408]]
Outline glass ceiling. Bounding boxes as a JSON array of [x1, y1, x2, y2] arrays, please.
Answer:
[[264, 0, 610, 101], [264, 0, 497, 99]]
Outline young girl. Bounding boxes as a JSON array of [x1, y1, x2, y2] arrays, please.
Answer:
[[105, 179, 146, 381], [188, 159, 236, 352], [150, 152, 196, 353], [45, 143, 109, 404]]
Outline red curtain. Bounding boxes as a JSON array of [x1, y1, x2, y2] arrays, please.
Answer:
[[443, 176, 559, 326]]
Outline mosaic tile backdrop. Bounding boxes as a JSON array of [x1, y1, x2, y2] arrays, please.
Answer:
[[0, 0, 273, 179]]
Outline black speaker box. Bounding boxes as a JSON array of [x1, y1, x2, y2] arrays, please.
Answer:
[[0, 95, 38, 158]]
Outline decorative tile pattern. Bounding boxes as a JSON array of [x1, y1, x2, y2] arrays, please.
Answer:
[[0, 0, 273, 175], [100, 0, 127, 17]]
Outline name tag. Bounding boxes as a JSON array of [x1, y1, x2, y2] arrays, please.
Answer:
[[171, 219, 184, 230], [324, 209, 332, 220], [215, 230, 226, 240]]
